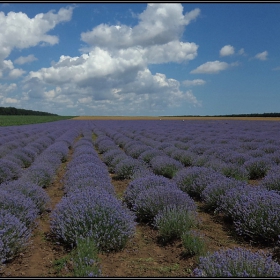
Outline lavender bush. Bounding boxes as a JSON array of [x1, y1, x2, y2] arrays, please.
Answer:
[[218, 186, 280, 241], [0, 190, 38, 227], [181, 230, 207, 258], [201, 177, 244, 211], [150, 155, 184, 179], [0, 159, 21, 183], [114, 157, 147, 179], [0, 209, 32, 264], [244, 158, 272, 180], [0, 180, 50, 213], [133, 185, 197, 222], [109, 153, 129, 172], [193, 247, 280, 277], [138, 149, 165, 164], [123, 174, 178, 209], [50, 187, 136, 251], [260, 166, 280, 192], [102, 149, 125, 166], [173, 167, 226, 198], [170, 149, 195, 167], [21, 161, 56, 188], [153, 205, 199, 243], [71, 237, 102, 277], [126, 144, 152, 159]]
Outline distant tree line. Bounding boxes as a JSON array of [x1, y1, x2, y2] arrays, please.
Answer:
[[212, 113, 280, 117], [168, 113, 280, 118], [0, 107, 58, 116]]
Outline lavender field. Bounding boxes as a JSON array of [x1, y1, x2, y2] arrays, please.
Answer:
[[1, 118, 280, 277]]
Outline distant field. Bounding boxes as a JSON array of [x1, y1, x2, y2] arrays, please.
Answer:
[[72, 116, 280, 121], [0, 115, 75, 126]]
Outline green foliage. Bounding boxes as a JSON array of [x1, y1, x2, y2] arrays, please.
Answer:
[[0, 106, 57, 116], [153, 205, 198, 244], [181, 230, 207, 259], [71, 237, 101, 277], [0, 116, 75, 126]]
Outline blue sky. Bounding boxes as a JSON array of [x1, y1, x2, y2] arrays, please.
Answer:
[[0, 3, 279, 116]]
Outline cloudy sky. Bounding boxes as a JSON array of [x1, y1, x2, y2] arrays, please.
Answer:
[[0, 3, 279, 116]]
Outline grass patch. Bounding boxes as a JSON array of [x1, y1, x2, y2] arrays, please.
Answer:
[[0, 116, 75, 126]]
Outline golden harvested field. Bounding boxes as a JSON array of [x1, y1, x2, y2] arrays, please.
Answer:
[[72, 116, 280, 121]]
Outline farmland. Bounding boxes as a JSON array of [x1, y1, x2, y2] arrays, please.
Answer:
[[0, 116, 75, 126], [1, 117, 280, 277]]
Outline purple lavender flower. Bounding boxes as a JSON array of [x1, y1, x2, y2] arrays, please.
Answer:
[[0, 190, 38, 227], [138, 149, 165, 164], [150, 155, 184, 179], [0, 180, 50, 213], [193, 247, 280, 277], [0, 159, 21, 183], [0, 209, 32, 263], [133, 185, 197, 222], [260, 166, 280, 191], [126, 144, 152, 159], [50, 187, 136, 251], [201, 177, 243, 211], [173, 166, 227, 198], [244, 157, 272, 179], [123, 174, 179, 209], [102, 149, 125, 166], [114, 157, 147, 179]]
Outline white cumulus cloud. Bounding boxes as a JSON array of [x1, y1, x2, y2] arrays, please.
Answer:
[[22, 4, 202, 115], [255, 51, 268, 61], [0, 6, 73, 62], [182, 79, 206, 86], [14, 54, 38, 65], [81, 4, 200, 49], [3, 97, 18, 104], [220, 45, 235, 56], [9, 68, 26, 79], [191, 60, 230, 74]]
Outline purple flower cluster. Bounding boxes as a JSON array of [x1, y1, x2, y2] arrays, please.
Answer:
[[170, 149, 195, 167], [0, 189, 38, 228], [244, 157, 272, 179], [150, 155, 184, 179], [218, 185, 280, 241], [201, 177, 243, 211], [138, 149, 166, 164], [50, 186, 136, 251], [193, 247, 280, 277], [260, 166, 280, 192], [132, 185, 197, 222], [0, 158, 21, 184], [173, 167, 227, 198], [123, 174, 178, 209], [64, 134, 115, 195], [114, 157, 148, 179], [0, 180, 50, 213], [126, 144, 152, 159], [0, 209, 31, 264]]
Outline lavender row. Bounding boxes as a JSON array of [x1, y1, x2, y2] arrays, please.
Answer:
[[50, 128, 136, 255], [92, 121, 280, 246], [93, 120, 280, 181], [0, 121, 80, 185], [93, 127, 202, 246], [0, 124, 80, 264]]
